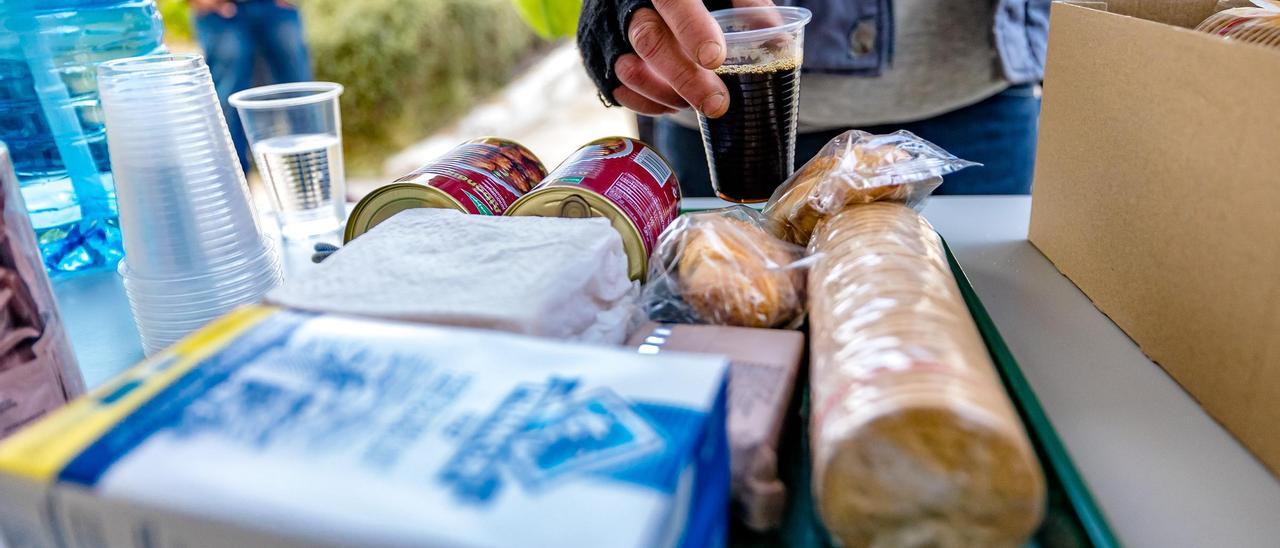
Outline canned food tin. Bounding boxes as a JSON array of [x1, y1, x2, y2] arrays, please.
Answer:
[[505, 137, 680, 280], [344, 137, 545, 242]]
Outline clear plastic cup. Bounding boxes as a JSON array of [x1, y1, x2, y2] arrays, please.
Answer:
[[120, 258, 281, 355], [120, 248, 281, 302], [99, 54, 268, 279], [120, 247, 277, 291], [121, 246, 279, 291], [131, 296, 265, 328], [128, 292, 271, 321], [230, 82, 347, 240], [98, 54, 281, 356], [121, 233, 274, 278], [698, 6, 812, 203], [138, 295, 265, 327]]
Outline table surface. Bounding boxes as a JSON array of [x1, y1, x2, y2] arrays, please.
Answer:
[[50, 196, 1280, 547]]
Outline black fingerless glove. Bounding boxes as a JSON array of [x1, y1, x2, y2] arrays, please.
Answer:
[[577, 0, 732, 106]]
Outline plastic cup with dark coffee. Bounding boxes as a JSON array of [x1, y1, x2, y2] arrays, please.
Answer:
[[698, 6, 812, 203]]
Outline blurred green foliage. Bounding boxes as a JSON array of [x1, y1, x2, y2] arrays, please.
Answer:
[[156, 0, 193, 43], [511, 0, 582, 38], [153, 0, 540, 174], [302, 0, 541, 174]]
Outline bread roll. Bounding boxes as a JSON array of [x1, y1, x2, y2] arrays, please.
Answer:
[[808, 202, 1045, 548], [767, 145, 931, 246], [676, 214, 804, 328]]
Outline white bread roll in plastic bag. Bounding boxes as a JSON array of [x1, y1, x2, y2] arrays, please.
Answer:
[[763, 130, 978, 246], [808, 202, 1045, 548]]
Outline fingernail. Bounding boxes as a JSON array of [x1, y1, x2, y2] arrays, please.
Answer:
[[702, 92, 726, 116], [697, 42, 722, 68]]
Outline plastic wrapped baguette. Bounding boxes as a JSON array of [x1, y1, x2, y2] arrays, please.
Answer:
[[808, 202, 1045, 548]]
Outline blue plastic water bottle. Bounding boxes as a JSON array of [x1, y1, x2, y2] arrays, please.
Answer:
[[0, 0, 165, 277]]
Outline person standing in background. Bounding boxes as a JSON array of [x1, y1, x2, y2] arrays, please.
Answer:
[[189, 0, 313, 174], [577, 0, 1048, 197]]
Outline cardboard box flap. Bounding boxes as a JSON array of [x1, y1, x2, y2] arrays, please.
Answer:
[[1088, 0, 1219, 28], [1031, 2, 1280, 476], [1052, 3, 1280, 62]]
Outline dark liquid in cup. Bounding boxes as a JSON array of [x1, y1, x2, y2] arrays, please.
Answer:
[[699, 59, 801, 203]]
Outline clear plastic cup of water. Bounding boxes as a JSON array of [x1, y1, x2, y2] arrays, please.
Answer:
[[230, 82, 347, 240]]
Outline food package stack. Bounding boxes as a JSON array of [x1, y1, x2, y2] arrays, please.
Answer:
[[0, 308, 730, 548], [269, 208, 636, 344], [807, 203, 1045, 547]]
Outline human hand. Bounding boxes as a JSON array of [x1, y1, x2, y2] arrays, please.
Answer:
[[613, 0, 774, 117], [190, 0, 236, 18]]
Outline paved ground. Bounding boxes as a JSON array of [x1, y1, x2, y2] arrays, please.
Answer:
[[355, 44, 637, 197]]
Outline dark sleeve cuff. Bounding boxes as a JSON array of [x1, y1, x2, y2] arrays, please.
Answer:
[[577, 0, 730, 106], [577, 0, 653, 106]]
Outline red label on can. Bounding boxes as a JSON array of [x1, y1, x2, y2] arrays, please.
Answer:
[[394, 140, 546, 215], [537, 137, 680, 254]]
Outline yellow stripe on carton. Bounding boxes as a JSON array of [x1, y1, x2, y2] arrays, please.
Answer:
[[0, 306, 277, 482]]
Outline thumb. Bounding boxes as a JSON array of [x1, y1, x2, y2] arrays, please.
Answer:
[[732, 0, 775, 6]]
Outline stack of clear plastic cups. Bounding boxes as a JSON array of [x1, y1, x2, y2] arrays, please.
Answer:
[[98, 54, 282, 355]]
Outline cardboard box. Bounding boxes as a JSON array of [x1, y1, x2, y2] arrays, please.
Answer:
[[627, 322, 805, 531], [1029, 1, 1280, 475]]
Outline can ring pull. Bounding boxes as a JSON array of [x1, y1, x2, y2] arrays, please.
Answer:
[[560, 195, 591, 218]]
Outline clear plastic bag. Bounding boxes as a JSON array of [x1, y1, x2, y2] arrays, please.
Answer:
[[1198, 2, 1280, 45], [640, 206, 809, 329], [1216, 0, 1264, 11], [763, 130, 978, 245]]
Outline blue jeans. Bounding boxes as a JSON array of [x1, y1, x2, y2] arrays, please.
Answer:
[[194, 0, 313, 174], [654, 84, 1042, 197]]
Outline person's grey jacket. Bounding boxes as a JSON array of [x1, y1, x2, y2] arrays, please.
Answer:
[[784, 0, 1048, 84], [577, 0, 1050, 105]]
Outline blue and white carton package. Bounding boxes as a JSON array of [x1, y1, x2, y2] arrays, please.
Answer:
[[0, 308, 730, 547]]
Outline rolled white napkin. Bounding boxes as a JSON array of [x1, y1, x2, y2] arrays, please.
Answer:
[[268, 208, 636, 343]]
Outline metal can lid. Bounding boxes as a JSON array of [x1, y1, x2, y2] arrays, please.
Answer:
[[506, 187, 648, 281], [344, 183, 464, 243]]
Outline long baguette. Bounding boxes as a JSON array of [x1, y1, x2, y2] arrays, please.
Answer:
[[809, 203, 1045, 548]]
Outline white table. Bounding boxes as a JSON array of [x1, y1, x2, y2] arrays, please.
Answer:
[[923, 196, 1280, 548], [50, 196, 1280, 547]]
